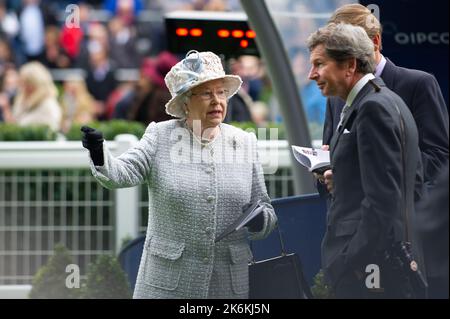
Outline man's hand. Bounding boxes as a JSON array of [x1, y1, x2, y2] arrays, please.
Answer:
[[323, 169, 334, 194], [81, 126, 104, 166]]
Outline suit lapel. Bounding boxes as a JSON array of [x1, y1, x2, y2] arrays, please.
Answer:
[[380, 58, 396, 89], [330, 79, 383, 154]]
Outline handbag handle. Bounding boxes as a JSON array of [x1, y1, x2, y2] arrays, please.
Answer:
[[250, 220, 288, 263], [275, 222, 288, 256]]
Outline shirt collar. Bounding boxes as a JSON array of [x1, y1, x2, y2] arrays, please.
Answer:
[[346, 73, 375, 106], [374, 54, 387, 77]]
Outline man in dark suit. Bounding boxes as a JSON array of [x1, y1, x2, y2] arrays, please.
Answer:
[[307, 22, 422, 298], [319, 4, 449, 295]]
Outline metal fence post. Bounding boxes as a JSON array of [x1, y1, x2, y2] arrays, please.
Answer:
[[113, 134, 139, 253]]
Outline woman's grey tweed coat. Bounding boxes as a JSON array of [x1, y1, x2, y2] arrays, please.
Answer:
[[89, 119, 277, 299]]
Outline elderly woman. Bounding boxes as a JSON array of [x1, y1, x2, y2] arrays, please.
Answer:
[[81, 51, 277, 299]]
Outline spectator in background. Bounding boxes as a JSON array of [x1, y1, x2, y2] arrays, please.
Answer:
[[0, 0, 21, 65], [60, 74, 96, 134], [40, 26, 72, 68], [225, 89, 253, 123], [85, 39, 118, 120], [0, 0, 19, 41], [59, 2, 92, 65], [104, 0, 143, 24], [230, 55, 264, 101], [290, 46, 326, 125], [250, 101, 269, 127], [113, 51, 178, 125], [0, 64, 18, 100], [161, 0, 228, 11], [76, 22, 110, 69], [0, 64, 18, 121], [0, 37, 16, 72], [0, 61, 61, 131], [225, 55, 268, 123], [18, 0, 46, 61], [108, 16, 141, 68]]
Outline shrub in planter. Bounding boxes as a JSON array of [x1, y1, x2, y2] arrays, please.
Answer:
[[311, 269, 335, 299], [82, 254, 132, 299], [29, 243, 81, 299]]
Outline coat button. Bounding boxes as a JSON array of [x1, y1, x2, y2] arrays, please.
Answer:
[[203, 257, 209, 264], [207, 196, 215, 202]]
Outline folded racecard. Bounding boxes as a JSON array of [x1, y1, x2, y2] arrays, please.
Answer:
[[291, 145, 331, 175]]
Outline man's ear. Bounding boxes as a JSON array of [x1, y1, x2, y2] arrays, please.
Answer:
[[372, 33, 381, 52], [346, 58, 357, 76]]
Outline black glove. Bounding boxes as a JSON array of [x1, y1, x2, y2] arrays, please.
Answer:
[[81, 126, 104, 166], [242, 202, 265, 232]]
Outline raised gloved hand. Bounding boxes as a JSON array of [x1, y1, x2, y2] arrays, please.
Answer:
[[81, 126, 104, 166], [242, 202, 265, 232]]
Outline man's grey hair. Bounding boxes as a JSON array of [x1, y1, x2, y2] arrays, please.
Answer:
[[307, 23, 376, 74]]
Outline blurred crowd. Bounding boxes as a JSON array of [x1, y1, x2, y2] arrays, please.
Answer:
[[0, 0, 337, 137], [0, 0, 280, 135]]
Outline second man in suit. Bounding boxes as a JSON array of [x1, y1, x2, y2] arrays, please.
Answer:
[[319, 4, 449, 297], [307, 22, 422, 298]]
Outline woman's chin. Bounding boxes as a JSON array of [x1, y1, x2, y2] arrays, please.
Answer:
[[206, 117, 223, 127]]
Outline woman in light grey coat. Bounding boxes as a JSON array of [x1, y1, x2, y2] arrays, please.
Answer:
[[82, 51, 277, 298]]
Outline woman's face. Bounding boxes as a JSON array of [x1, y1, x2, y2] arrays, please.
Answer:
[[20, 78, 35, 98], [185, 79, 228, 129]]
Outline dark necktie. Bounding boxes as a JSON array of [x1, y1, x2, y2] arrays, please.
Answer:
[[336, 104, 350, 132]]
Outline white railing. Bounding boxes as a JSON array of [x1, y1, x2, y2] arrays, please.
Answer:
[[0, 135, 141, 254], [0, 135, 299, 289]]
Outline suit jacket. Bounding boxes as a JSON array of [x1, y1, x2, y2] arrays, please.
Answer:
[[322, 77, 421, 287], [322, 59, 449, 278], [323, 58, 449, 185], [89, 119, 277, 298]]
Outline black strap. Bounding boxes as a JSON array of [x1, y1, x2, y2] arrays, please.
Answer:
[[393, 103, 410, 242]]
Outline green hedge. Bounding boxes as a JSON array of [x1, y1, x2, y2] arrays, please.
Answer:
[[65, 120, 146, 141], [0, 120, 321, 142], [0, 124, 57, 141], [230, 121, 286, 140], [230, 121, 323, 141]]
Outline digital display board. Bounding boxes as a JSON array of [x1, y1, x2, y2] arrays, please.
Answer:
[[165, 11, 259, 58]]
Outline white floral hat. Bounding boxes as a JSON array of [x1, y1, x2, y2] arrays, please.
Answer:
[[164, 50, 242, 118]]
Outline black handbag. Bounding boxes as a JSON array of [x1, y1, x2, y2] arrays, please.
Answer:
[[382, 241, 428, 298], [249, 225, 313, 299]]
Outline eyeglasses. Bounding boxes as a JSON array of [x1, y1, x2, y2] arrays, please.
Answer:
[[191, 88, 229, 101]]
